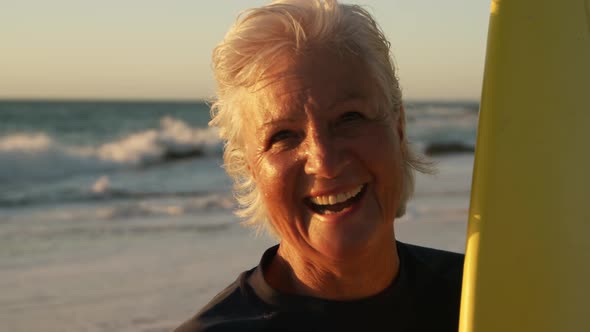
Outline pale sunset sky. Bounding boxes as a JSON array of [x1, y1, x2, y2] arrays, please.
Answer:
[[0, 0, 491, 101]]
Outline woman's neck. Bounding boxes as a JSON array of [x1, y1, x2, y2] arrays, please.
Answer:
[[265, 234, 399, 300]]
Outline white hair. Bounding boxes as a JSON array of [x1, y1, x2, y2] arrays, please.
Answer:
[[210, 0, 430, 236]]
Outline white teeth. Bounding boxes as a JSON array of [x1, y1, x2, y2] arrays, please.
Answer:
[[328, 195, 336, 205], [309, 185, 363, 206]]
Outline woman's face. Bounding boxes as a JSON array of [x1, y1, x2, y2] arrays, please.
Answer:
[[240, 50, 405, 260]]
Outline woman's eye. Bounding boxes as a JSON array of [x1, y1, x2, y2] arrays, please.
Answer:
[[340, 111, 364, 122], [268, 130, 296, 146]]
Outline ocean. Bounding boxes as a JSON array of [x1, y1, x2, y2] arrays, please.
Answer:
[[0, 100, 477, 331]]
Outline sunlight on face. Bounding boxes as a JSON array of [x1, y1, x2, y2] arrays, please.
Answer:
[[240, 50, 405, 260]]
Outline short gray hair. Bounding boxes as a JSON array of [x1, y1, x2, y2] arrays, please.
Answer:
[[210, 0, 430, 236]]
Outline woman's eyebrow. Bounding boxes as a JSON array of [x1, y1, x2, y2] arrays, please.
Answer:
[[262, 117, 299, 129], [261, 98, 368, 127], [327, 97, 368, 112]]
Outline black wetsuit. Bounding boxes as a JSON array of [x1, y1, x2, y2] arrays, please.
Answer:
[[175, 241, 464, 332]]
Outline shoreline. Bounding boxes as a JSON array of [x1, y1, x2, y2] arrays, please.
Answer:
[[1, 155, 472, 331]]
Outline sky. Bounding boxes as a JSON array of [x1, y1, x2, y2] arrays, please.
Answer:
[[0, 0, 491, 101]]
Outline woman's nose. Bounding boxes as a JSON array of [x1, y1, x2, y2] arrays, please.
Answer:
[[303, 130, 348, 178]]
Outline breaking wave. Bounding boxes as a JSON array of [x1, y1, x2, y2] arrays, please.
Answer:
[[0, 117, 222, 185]]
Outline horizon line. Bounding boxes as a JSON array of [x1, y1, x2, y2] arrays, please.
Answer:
[[0, 97, 479, 104]]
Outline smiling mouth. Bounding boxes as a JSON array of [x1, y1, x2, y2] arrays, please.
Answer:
[[305, 184, 367, 215]]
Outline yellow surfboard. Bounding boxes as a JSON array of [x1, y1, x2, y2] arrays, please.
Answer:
[[459, 0, 590, 331]]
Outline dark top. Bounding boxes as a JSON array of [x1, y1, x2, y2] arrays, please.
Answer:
[[175, 241, 464, 332]]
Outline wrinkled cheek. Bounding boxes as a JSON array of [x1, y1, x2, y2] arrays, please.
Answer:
[[376, 155, 404, 223], [389, 176, 404, 219], [389, 162, 405, 221], [257, 163, 302, 239], [264, 193, 293, 237]]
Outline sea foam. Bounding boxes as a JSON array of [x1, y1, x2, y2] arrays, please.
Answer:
[[0, 117, 222, 185]]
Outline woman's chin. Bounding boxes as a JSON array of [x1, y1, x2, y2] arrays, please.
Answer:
[[294, 189, 394, 261], [314, 236, 373, 260], [308, 217, 388, 261]]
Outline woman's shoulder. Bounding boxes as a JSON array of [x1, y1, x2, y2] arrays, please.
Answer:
[[396, 241, 465, 286], [173, 273, 248, 332], [173, 255, 275, 332], [398, 241, 464, 265]]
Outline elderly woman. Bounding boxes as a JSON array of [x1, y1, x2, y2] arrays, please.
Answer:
[[175, 0, 464, 331]]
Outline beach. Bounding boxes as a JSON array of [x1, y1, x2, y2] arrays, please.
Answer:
[[0, 101, 475, 331], [1, 155, 472, 332]]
